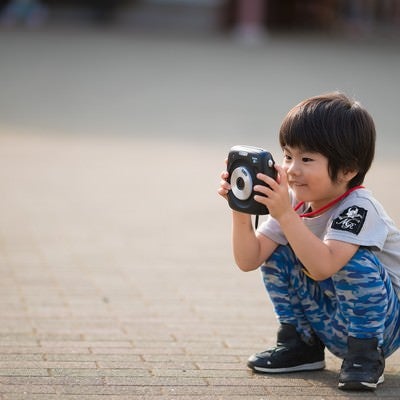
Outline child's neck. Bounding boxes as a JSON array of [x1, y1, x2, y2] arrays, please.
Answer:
[[295, 186, 364, 218]]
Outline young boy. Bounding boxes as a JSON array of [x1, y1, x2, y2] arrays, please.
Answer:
[[218, 92, 400, 391]]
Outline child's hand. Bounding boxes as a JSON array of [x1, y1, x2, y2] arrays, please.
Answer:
[[218, 161, 231, 200], [253, 165, 292, 220]]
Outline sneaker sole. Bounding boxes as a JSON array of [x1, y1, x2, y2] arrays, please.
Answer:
[[248, 360, 326, 374], [338, 374, 384, 391]]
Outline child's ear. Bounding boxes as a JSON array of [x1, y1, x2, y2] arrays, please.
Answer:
[[340, 169, 358, 184]]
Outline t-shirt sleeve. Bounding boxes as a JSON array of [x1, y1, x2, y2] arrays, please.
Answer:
[[325, 197, 388, 250], [257, 215, 288, 245]]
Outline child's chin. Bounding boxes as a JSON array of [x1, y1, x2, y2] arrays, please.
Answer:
[[292, 188, 308, 201]]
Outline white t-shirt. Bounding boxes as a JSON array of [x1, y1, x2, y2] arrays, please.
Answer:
[[257, 188, 400, 290]]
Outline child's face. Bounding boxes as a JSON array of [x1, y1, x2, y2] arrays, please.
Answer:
[[282, 146, 349, 210]]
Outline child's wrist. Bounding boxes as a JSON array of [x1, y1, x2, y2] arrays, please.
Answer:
[[276, 209, 298, 227]]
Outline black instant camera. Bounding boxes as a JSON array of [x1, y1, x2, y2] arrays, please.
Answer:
[[227, 145, 276, 215]]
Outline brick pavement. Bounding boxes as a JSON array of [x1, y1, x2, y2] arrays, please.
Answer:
[[0, 29, 400, 399]]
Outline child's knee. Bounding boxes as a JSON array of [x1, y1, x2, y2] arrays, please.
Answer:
[[261, 245, 295, 277], [332, 248, 387, 308], [263, 245, 296, 266], [334, 248, 381, 284]]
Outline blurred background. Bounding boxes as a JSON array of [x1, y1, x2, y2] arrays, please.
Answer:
[[1, 0, 400, 36], [0, 0, 399, 147], [0, 0, 399, 256], [0, 0, 399, 270], [0, 2, 399, 382]]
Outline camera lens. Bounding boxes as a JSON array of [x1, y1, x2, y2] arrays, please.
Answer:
[[231, 166, 252, 200], [236, 177, 245, 191]]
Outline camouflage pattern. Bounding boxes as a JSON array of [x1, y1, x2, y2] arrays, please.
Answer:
[[261, 245, 400, 358]]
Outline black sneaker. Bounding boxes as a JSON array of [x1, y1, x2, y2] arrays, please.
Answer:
[[338, 337, 385, 391], [247, 324, 325, 373]]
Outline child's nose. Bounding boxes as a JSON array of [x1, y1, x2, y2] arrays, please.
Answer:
[[287, 161, 300, 175]]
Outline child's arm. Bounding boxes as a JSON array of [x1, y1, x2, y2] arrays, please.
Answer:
[[231, 211, 278, 271], [218, 170, 278, 271], [276, 209, 358, 280], [254, 166, 359, 280]]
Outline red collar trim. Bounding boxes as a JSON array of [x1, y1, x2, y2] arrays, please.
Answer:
[[294, 185, 364, 218]]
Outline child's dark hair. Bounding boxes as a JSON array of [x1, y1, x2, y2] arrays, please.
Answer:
[[279, 92, 376, 188]]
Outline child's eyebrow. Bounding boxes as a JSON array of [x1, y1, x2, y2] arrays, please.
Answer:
[[283, 146, 301, 154]]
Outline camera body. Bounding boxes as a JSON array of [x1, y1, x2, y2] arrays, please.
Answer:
[[227, 145, 276, 215]]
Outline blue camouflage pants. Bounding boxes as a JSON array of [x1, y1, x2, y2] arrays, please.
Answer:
[[261, 245, 400, 359]]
